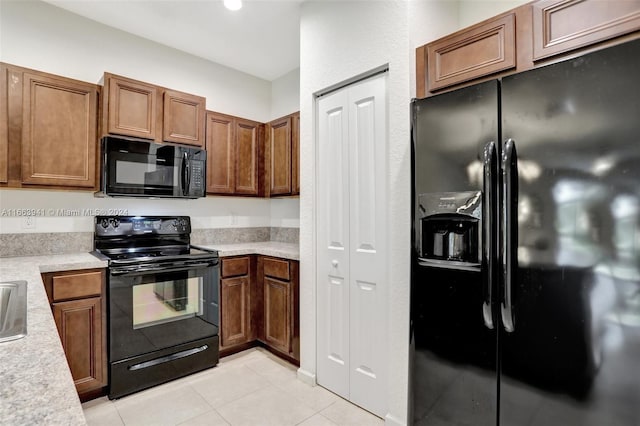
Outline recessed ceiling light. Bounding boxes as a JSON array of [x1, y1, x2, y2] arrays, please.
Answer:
[[224, 0, 242, 11]]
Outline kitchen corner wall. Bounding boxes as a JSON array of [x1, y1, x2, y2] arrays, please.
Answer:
[[0, 0, 300, 251]]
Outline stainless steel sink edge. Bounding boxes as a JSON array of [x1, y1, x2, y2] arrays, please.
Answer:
[[0, 280, 28, 343]]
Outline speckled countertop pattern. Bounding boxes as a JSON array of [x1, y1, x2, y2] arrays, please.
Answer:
[[195, 241, 299, 261], [0, 253, 107, 426]]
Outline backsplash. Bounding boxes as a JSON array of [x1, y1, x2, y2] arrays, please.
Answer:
[[0, 227, 299, 257]]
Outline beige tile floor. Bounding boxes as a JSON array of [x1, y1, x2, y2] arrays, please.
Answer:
[[82, 348, 384, 426]]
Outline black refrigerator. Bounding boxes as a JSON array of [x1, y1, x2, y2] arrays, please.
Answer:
[[410, 39, 640, 425]]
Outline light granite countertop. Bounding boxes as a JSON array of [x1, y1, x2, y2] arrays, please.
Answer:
[[0, 242, 297, 424], [0, 253, 107, 426], [195, 241, 299, 261]]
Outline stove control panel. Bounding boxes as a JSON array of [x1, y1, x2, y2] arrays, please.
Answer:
[[94, 216, 191, 236]]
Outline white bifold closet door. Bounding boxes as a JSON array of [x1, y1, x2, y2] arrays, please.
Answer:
[[316, 73, 388, 418]]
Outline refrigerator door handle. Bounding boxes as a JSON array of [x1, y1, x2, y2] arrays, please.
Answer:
[[501, 138, 517, 333], [482, 141, 497, 330]]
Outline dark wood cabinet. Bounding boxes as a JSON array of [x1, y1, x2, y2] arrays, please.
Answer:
[[0, 63, 99, 189], [218, 255, 299, 364], [103, 73, 205, 147], [258, 256, 299, 362], [416, 0, 640, 98], [532, 0, 640, 60], [220, 256, 255, 353], [205, 111, 264, 196], [264, 276, 291, 354], [266, 111, 300, 197], [104, 73, 159, 140], [426, 13, 516, 91], [267, 116, 292, 196], [42, 269, 107, 399], [163, 89, 206, 146]]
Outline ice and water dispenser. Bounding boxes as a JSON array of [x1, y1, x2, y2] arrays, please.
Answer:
[[418, 191, 482, 268]]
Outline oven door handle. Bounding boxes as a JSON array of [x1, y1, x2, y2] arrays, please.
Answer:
[[110, 261, 217, 276]]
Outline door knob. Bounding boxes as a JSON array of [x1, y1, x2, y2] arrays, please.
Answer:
[[332, 260, 338, 267]]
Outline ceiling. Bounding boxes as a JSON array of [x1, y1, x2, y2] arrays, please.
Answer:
[[42, 0, 302, 81]]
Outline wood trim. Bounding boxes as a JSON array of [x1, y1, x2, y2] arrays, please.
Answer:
[[0, 64, 8, 184], [415, 45, 428, 99], [427, 13, 516, 91], [291, 112, 300, 196], [533, 0, 640, 60]]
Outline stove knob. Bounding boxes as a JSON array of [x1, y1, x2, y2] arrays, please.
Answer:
[[110, 218, 120, 228], [173, 219, 179, 229], [100, 218, 110, 229]]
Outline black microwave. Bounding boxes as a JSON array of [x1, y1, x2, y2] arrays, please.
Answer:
[[101, 136, 206, 198]]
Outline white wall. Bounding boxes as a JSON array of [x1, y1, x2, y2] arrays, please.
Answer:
[[0, 0, 271, 121], [409, 0, 460, 98], [459, 0, 530, 28], [299, 1, 413, 424], [0, 0, 300, 234], [271, 68, 301, 120]]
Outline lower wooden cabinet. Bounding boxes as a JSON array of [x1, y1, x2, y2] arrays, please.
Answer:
[[42, 269, 107, 399], [263, 276, 291, 354], [220, 256, 255, 353], [259, 256, 299, 362], [219, 255, 299, 363]]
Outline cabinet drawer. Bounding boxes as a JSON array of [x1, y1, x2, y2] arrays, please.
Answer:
[[222, 256, 250, 278], [263, 258, 289, 281], [52, 271, 102, 301]]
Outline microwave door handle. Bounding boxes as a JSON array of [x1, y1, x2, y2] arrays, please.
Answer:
[[482, 141, 496, 330], [181, 151, 190, 196]]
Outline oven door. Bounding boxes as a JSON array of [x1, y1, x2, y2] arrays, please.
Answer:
[[108, 259, 219, 363]]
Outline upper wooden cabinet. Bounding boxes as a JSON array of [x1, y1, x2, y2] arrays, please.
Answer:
[[266, 111, 300, 197], [205, 110, 264, 196], [105, 74, 158, 140], [532, 0, 640, 60], [426, 13, 516, 92], [103, 73, 205, 147], [416, 0, 640, 97], [1, 63, 99, 189], [163, 89, 206, 146]]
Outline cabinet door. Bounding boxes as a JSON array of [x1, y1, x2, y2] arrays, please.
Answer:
[[264, 276, 291, 354], [52, 297, 106, 394], [106, 74, 158, 140], [427, 13, 516, 91], [21, 72, 98, 187], [220, 276, 251, 348], [292, 112, 300, 196], [205, 112, 236, 194], [533, 0, 640, 61], [163, 89, 205, 147], [268, 116, 292, 196], [235, 118, 262, 195]]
